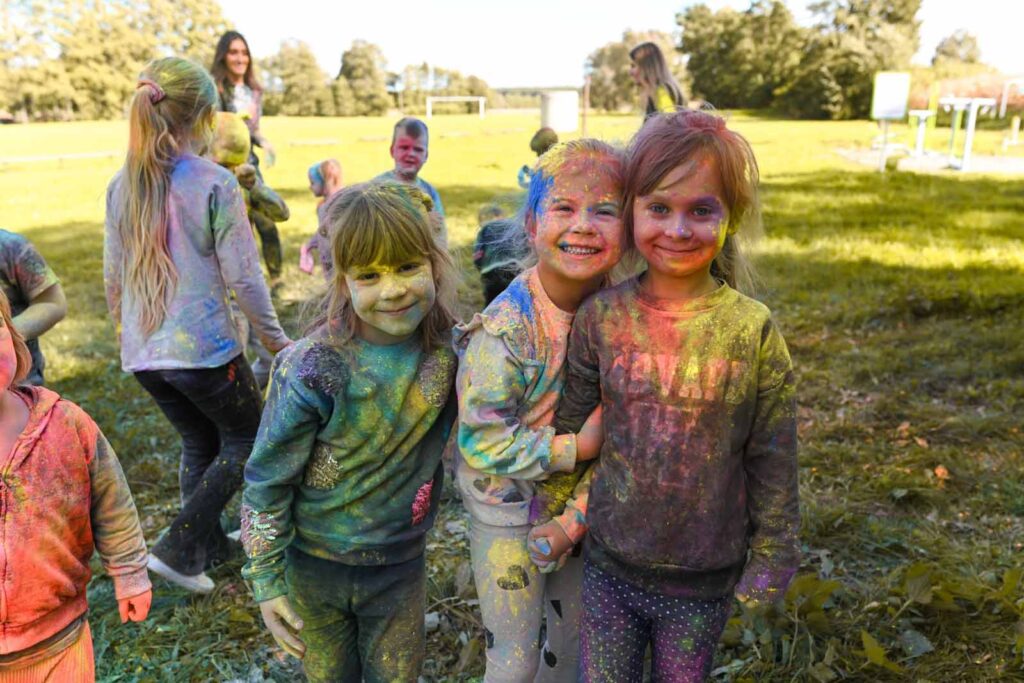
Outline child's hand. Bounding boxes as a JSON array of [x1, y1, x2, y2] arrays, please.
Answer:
[[118, 589, 152, 623], [259, 596, 306, 659], [235, 163, 257, 190], [575, 405, 604, 462], [299, 242, 315, 275], [527, 521, 573, 570]]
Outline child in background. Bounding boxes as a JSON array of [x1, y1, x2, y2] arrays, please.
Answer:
[[551, 110, 799, 681], [299, 158, 343, 277], [375, 118, 447, 246], [0, 289, 151, 681], [211, 112, 290, 285], [104, 58, 291, 593], [455, 140, 625, 682], [241, 182, 459, 682], [472, 204, 529, 305], [517, 127, 559, 189], [0, 229, 66, 385], [629, 42, 687, 120]]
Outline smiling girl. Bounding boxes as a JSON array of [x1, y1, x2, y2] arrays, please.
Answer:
[[552, 110, 800, 682], [455, 140, 624, 682], [240, 182, 459, 682]]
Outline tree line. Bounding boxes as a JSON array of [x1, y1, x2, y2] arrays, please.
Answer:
[[1, 0, 997, 123]]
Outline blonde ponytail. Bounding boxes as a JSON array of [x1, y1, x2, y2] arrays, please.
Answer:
[[114, 57, 217, 337]]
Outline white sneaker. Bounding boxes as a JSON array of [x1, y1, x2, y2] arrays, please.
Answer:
[[226, 529, 242, 542], [147, 554, 215, 594]]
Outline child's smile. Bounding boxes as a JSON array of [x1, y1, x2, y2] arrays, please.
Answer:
[[344, 258, 436, 345], [633, 156, 729, 298]]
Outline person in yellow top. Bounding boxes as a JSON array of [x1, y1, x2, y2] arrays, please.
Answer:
[[629, 42, 686, 120]]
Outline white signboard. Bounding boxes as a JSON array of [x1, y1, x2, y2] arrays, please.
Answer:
[[871, 72, 911, 121]]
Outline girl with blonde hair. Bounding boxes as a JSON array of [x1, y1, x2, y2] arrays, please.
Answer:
[[629, 41, 687, 119], [104, 56, 291, 594]]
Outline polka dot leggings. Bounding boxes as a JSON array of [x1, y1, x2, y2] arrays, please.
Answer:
[[579, 560, 732, 682]]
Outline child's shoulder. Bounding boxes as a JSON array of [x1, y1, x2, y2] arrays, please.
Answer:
[[578, 277, 641, 315], [455, 272, 535, 351], [274, 336, 351, 396], [173, 154, 236, 185], [18, 385, 101, 442]]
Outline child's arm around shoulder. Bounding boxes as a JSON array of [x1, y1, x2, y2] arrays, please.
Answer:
[[241, 339, 338, 604], [736, 317, 800, 606], [551, 296, 603, 435], [80, 406, 151, 619], [456, 319, 576, 480]]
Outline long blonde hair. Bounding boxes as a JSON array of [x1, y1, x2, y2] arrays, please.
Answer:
[[114, 57, 217, 337], [309, 182, 459, 353]]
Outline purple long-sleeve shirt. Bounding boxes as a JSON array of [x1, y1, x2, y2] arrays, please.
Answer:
[[104, 155, 288, 371], [553, 277, 799, 603]]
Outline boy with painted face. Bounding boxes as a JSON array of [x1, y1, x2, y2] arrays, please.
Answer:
[[241, 182, 460, 681], [0, 289, 151, 680], [375, 118, 445, 243]]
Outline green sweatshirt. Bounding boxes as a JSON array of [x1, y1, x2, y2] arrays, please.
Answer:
[[241, 334, 457, 603]]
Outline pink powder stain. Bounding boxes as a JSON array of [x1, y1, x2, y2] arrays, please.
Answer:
[[411, 480, 433, 525]]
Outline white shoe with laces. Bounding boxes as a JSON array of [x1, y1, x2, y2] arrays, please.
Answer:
[[147, 554, 215, 594]]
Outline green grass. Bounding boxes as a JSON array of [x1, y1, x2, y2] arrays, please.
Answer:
[[1, 112, 1022, 681]]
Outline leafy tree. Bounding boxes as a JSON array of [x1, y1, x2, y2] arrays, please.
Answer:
[[586, 30, 685, 112], [260, 40, 333, 116], [338, 40, 390, 116], [678, 1, 804, 109], [932, 29, 981, 65]]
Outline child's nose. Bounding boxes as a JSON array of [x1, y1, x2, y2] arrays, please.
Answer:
[[380, 275, 407, 298]]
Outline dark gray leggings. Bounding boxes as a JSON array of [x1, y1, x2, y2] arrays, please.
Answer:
[[135, 355, 263, 575]]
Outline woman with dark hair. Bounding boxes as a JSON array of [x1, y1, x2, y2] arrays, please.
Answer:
[[629, 42, 686, 120], [211, 31, 283, 281]]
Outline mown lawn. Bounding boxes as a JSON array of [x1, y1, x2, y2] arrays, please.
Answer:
[[0, 112, 1021, 682]]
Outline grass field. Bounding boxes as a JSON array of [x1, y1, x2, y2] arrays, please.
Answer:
[[1, 111, 1022, 682]]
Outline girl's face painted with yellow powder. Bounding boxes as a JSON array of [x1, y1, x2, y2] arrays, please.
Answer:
[[530, 157, 624, 287], [633, 155, 729, 292], [343, 257, 436, 345]]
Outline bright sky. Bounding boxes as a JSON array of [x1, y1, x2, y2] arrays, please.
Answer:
[[219, 0, 1021, 88]]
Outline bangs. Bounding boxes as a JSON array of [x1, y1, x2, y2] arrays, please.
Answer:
[[329, 183, 434, 273]]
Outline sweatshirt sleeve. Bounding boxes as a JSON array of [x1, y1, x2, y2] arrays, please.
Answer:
[[89, 430, 151, 601], [457, 329, 576, 480], [210, 178, 289, 352], [735, 320, 800, 605], [241, 345, 330, 603], [551, 464, 594, 545], [551, 302, 602, 435]]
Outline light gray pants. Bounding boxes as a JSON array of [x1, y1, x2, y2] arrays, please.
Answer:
[[469, 516, 583, 683]]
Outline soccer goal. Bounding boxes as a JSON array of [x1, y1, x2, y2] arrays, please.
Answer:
[[425, 96, 486, 119]]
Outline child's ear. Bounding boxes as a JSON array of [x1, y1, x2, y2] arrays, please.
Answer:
[[525, 212, 538, 240]]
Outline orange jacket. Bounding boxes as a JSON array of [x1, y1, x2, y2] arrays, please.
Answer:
[[0, 386, 149, 655]]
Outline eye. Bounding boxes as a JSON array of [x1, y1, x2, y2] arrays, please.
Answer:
[[647, 202, 670, 216], [398, 262, 423, 274], [354, 272, 379, 282], [693, 206, 713, 217], [552, 203, 573, 214], [596, 205, 619, 218]]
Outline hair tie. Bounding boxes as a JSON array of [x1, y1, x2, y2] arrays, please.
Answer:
[[137, 78, 166, 104]]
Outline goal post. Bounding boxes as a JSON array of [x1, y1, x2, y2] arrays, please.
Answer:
[[425, 96, 486, 119]]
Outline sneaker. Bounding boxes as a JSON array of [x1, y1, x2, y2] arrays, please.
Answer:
[[147, 554, 215, 594], [226, 529, 242, 542]]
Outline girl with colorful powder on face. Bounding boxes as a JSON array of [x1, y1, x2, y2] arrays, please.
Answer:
[[104, 57, 292, 594], [551, 109, 799, 682], [0, 290, 151, 682], [455, 139, 625, 682], [299, 159, 343, 278], [240, 182, 460, 682]]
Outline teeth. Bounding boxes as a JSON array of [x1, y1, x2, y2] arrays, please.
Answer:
[[561, 245, 600, 255]]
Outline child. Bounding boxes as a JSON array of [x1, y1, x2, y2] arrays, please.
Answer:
[[550, 110, 799, 681], [299, 158, 343, 277], [104, 57, 292, 593], [210, 112, 289, 284], [0, 289, 151, 680], [472, 204, 530, 305], [0, 229, 67, 385], [517, 127, 559, 189], [241, 182, 460, 682], [455, 139, 625, 682], [375, 118, 446, 246], [629, 42, 686, 120]]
